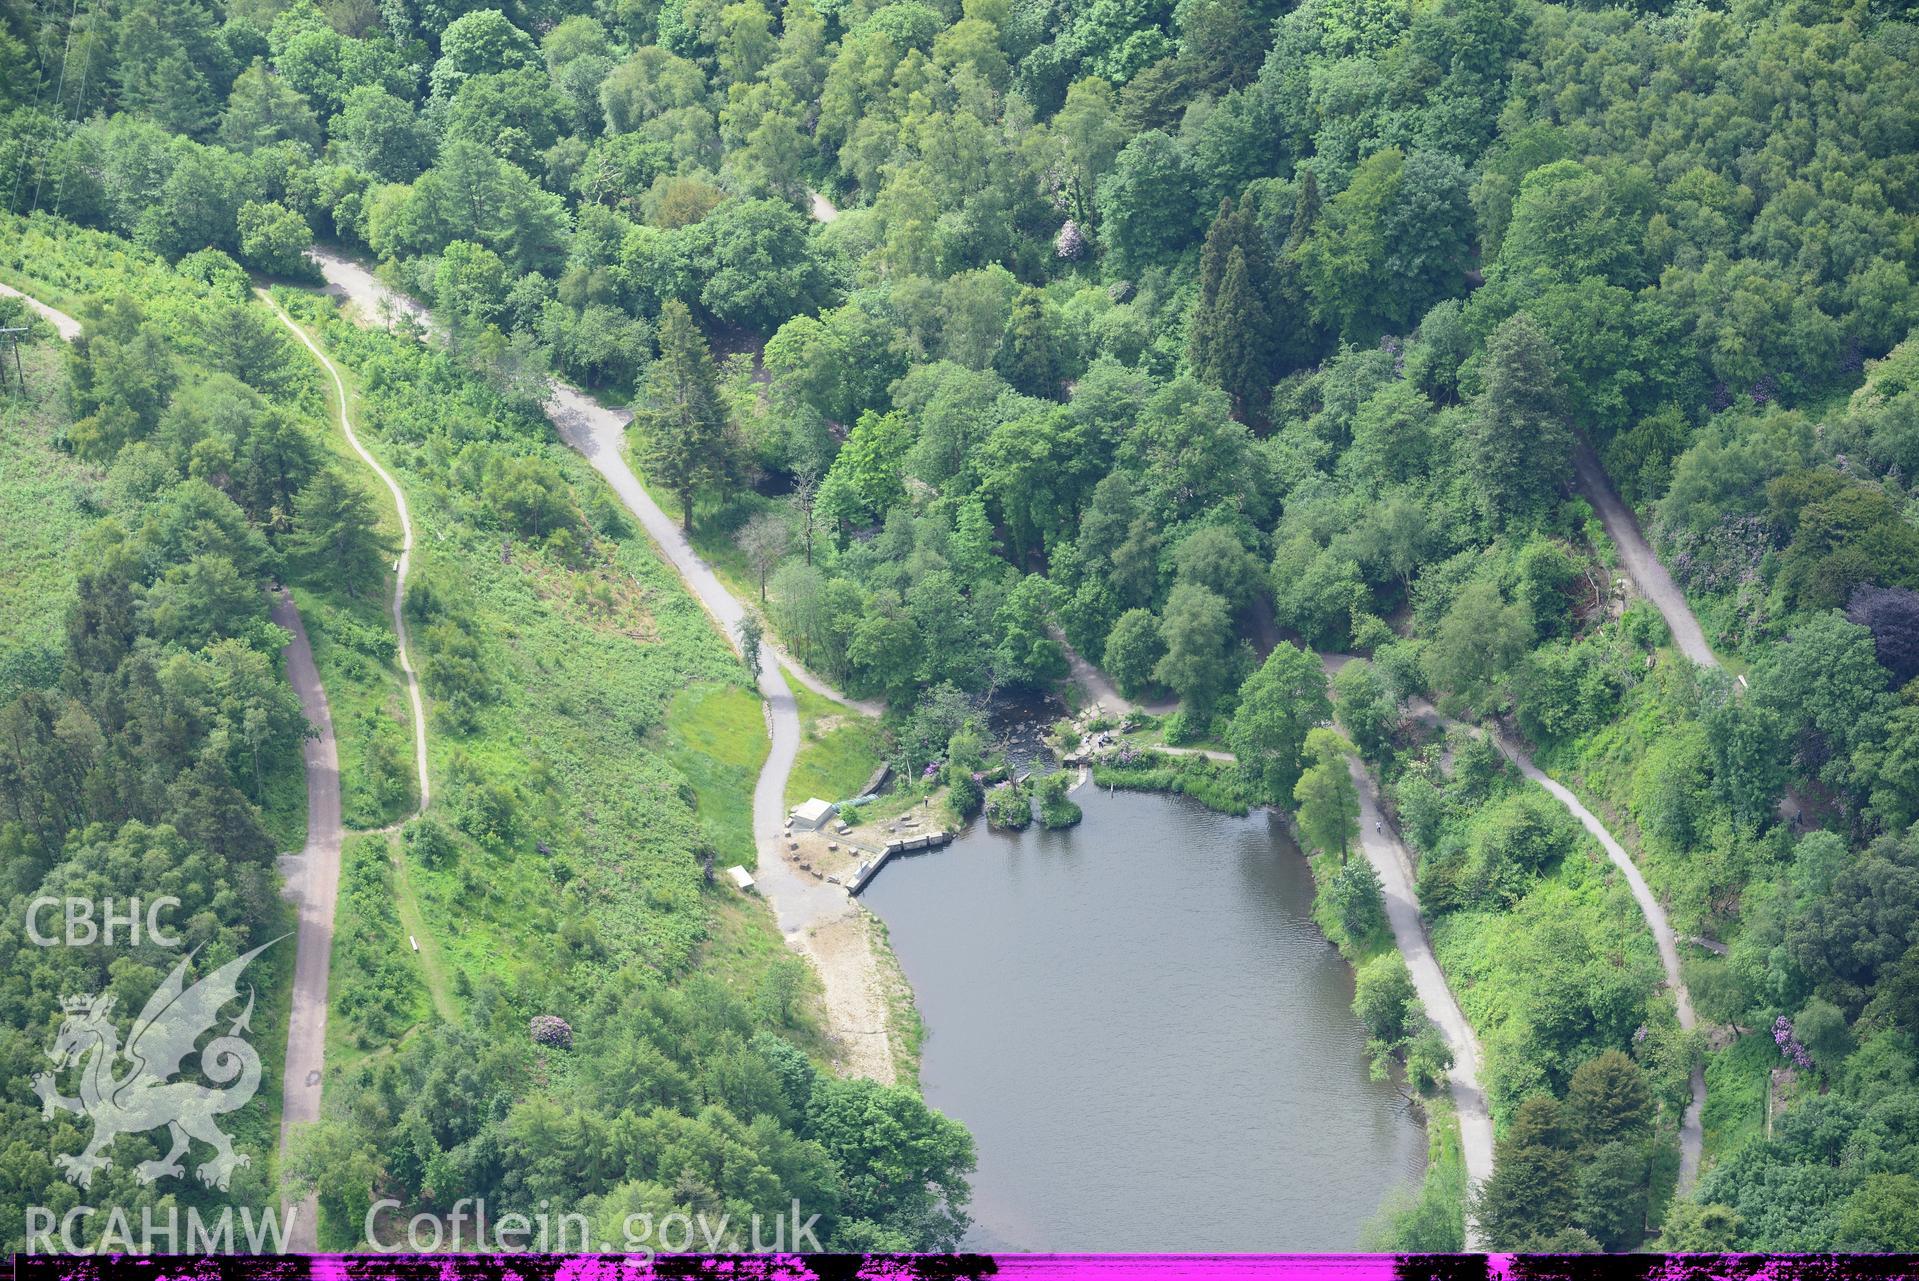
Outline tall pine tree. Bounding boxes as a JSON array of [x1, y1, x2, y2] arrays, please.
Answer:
[[635, 300, 733, 532], [1208, 247, 1274, 424], [1464, 312, 1573, 528], [1188, 197, 1280, 424], [997, 289, 1061, 398], [1272, 171, 1324, 374], [114, 0, 216, 136]]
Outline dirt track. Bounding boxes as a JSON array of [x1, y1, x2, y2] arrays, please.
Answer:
[[312, 253, 897, 1082], [260, 286, 430, 1248], [269, 592, 342, 1251], [544, 383, 897, 1082], [0, 281, 82, 339], [1574, 439, 1718, 667]]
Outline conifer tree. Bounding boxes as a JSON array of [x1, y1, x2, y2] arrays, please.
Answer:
[[1464, 313, 1574, 527], [1273, 171, 1324, 373], [1281, 169, 1322, 257], [997, 289, 1061, 398], [290, 469, 394, 594], [1189, 197, 1280, 423], [1474, 1094, 1578, 1248], [634, 300, 733, 532], [1208, 247, 1275, 423], [115, 0, 215, 137]]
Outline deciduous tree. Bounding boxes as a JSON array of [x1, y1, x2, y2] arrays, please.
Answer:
[[1229, 642, 1330, 803]]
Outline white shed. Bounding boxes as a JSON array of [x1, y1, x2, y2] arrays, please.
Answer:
[[726, 865, 756, 892], [790, 797, 838, 830]]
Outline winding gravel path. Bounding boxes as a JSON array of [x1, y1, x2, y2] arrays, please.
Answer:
[[0, 281, 82, 340], [3, 282, 363, 1246], [260, 287, 430, 1248], [1061, 648, 1493, 1239], [543, 384, 895, 1079], [1574, 438, 1718, 669], [1407, 698, 1707, 1192], [1546, 443, 1718, 1186], [308, 252, 896, 1080], [260, 290, 430, 811]]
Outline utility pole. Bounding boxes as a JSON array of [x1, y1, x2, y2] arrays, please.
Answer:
[[0, 327, 26, 392]]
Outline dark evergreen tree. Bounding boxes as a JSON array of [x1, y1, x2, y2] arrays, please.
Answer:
[[1474, 1094, 1578, 1248], [1189, 197, 1279, 423], [997, 288, 1061, 398], [289, 469, 394, 594], [1848, 585, 1919, 685], [634, 300, 733, 532], [1464, 312, 1574, 528], [114, 0, 217, 137], [1563, 1049, 1653, 1150], [1578, 1139, 1652, 1251], [1273, 171, 1325, 375]]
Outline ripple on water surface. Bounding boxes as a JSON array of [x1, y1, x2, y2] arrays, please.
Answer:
[[861, 786, 1428, 1252]]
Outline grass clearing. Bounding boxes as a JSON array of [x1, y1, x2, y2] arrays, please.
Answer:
[[0, 340, 98, 699], [272, 284, 795, 1008], [659, 681, 770, 868], [386, 833, 458, 1024], [1701, 1030, 1775, 1165], [1429, 844, 1672, 1125], [327, 831, 432, 1072], [788, 683, 887, 807]]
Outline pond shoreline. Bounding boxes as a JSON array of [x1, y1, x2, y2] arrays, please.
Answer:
[[863, 785, 1430, 1251]]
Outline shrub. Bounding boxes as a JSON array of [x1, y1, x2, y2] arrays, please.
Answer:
[[1163, 708, 1204, 744], [1092, 752, 1257, 814], [1404, 1024, 1454, 1094], [1034, 772, 1082, 828], [1354, 952, 1419, 1045], [946, 768, 983, 820], [1327, 856, 1387, 945], [530, 1014, 574, 1048], [985, 783, 1032, 829], [236, 200, 319, 280], [1373, 638, 1428, 699], [404, 814, 457, 868], [1350, 610, 1396, 652]]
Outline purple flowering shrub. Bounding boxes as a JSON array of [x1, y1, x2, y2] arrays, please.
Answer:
[[1773, 1016, 1812, 1071], [1055, 220, 1085, 261]]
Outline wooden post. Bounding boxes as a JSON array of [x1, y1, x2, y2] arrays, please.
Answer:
[[0, 327, 25, 392]]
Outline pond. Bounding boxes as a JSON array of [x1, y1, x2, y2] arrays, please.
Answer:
[[861, 786, 1427, 1251]]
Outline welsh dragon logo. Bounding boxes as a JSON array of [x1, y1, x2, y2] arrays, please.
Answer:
[[34, 940, 280, 1191]]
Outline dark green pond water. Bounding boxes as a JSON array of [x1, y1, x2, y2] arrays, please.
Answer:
[[862, 786, 1427, 1251]]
